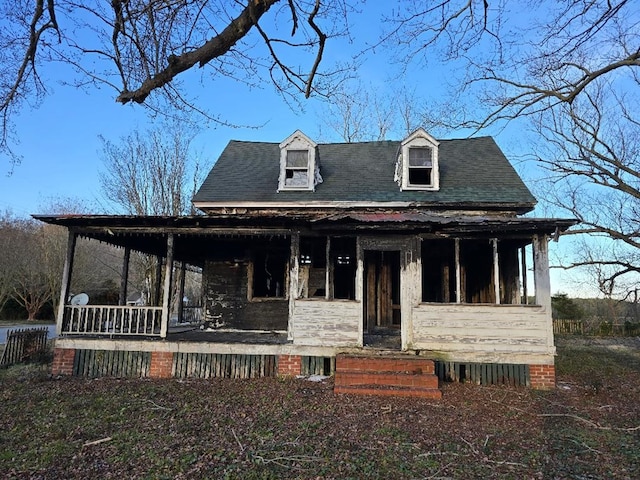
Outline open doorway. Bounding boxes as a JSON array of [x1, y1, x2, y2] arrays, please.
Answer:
[[364, 250, 401, 349]]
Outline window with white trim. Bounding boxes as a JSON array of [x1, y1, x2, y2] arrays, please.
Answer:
[[397, 128, 440, 191], [278, 130, 321, 192], [284, 150, 310, 187], [408, 146, 434, 186]]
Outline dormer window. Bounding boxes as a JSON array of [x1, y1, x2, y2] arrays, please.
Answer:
[[408, 147, 434, 186], [396, 128, 440, 191], [278, 130, 321, 192], [285, 150, 310, 187]]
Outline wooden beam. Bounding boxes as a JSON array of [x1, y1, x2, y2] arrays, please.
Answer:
[[160, 234, 174, 339], [454, 238, 461, 304], [177, 261, 186, 323], [492, 238, 500, 304], [521, 246, 528, 304], [326, 236, 332, 300], [288, 233, 299, 341], [532, 235, 551, 309], [56, 231, 77, 336], [119, 247, 131, 306], [153, 255, 163, 306]]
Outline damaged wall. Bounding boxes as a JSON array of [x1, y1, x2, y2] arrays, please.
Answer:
[[203, 260, 288, 331]]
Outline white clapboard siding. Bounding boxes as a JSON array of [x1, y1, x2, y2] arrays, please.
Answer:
[[292, 299, 360, 346], [411, 304, 553, 357]]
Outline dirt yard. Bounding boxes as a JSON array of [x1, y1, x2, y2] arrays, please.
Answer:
[[1, 336, 639, 479]]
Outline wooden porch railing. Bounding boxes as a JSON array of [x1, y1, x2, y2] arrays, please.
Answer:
[[177, 306, 203, 325], [62, 305, 163, 336]]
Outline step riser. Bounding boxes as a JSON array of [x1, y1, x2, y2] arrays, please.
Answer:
[[335, 372, 439, 389], [334, 355, 441, 399], [336, 357, 435, 375]]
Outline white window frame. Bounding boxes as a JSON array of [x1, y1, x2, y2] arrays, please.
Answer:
[[278, 130, 318, 192], [400, 128, 440, 191]]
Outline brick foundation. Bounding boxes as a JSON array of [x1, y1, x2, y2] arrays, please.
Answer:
[[277, 354, 302, 377], [149, 351, 173, 378], [529, 364, 556, 389], [51, 348, 76, 376]]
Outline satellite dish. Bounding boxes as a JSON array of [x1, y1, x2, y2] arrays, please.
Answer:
[[70, 293, 89, 306]]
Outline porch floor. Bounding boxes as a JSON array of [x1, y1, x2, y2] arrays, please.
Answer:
[[169, 328, 290, 344]]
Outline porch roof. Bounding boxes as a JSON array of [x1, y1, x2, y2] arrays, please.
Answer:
[[33, 213, 576, 265]]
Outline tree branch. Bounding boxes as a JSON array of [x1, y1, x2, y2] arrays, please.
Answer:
[[116, 0, 279, 104]]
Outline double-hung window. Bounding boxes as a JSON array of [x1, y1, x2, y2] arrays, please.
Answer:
[[284, 150, 310, 187], [408, 147, 433, 187], [399, 128, 440, 191], [278, 130, 319, 192]]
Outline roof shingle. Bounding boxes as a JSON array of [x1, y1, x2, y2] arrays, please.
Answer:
[[193, 136, 536, 210]]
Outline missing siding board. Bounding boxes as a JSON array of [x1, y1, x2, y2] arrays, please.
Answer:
[[173, 353, 277, 379], [301, 356, 335, 376], [72, 349, 151, 378]]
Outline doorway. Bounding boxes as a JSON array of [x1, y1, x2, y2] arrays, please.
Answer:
[[364, 250, 401, 348]]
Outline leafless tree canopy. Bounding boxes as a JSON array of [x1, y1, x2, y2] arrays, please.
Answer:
[[381, 0, 640, 298], [99, 122, 202, 216], [0, 0, 352, 161]]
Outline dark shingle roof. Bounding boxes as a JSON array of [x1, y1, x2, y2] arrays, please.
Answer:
[[193, 136, 536, 210]]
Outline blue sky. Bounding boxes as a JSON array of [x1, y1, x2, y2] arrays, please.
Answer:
[[0, 3, 590, 296]]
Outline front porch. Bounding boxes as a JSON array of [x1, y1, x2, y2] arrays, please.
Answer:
[[40, 213, 573, 391]]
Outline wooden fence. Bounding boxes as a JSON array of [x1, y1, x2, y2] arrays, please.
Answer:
[[0, 327, 49, 367], [553, 319, 584, 335], [553, 319, 640, 336]]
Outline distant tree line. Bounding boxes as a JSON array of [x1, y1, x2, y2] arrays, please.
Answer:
[[0, 211, 123, 321]]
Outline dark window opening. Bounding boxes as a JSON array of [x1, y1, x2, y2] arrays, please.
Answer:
[[460, 240, 494, 303], [331, 237, 356, 300], [422, 239, 456, 302], [299, 237, 327, 297], [252, 242, 288, 298], [408, 147, 433, 186]]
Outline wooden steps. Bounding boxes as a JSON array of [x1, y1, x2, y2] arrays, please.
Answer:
[[334, 354, 442, 399]]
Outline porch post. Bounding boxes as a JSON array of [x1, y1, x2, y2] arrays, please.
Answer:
[[177, 261, 186, 323], [160, 234, 174, 338], [454, 238, 461, 303], [492, 238, 500, 304], [56, 230, 77, 336], [288, 233, 300, 341], [119, 246, 131, 306], [532, 234, 551, 309], [325, 236, 332, 300], [355, 236, 364, 347], [521, 247, 528, 304], [153, 255, 163, 306]]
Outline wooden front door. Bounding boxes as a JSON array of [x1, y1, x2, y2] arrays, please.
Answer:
[[364, 250, 401, 333]]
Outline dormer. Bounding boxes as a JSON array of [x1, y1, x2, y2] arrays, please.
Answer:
[[396, 128, 440, 191], [277, 130, 321, 192]]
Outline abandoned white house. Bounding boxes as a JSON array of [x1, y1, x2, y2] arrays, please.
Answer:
[[38, 129, 575, 397]]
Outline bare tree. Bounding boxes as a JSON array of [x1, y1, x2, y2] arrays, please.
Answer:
[[382, 0, 640, 298], [0, 0, 354, 164], [0, 211, 19, 313], [4, 217, 51, 320], [98, 121, 204, 304], [319, 81, 423, 142], [99, 122, 203, 215]]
